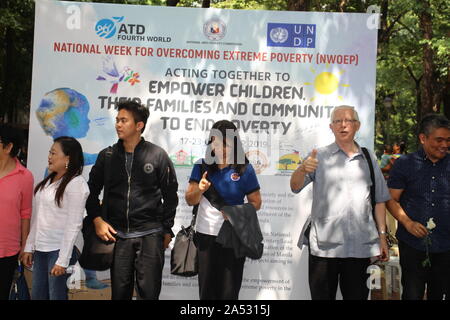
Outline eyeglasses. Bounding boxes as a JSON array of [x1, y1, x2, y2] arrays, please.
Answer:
[[332, 119, 358, 125]]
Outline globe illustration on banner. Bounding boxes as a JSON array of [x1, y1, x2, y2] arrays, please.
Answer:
[[36, 88, 90, 139]]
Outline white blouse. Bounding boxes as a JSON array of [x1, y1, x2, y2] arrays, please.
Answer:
[[25, 175, 89, 268]]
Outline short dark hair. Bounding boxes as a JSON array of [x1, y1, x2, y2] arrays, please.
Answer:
[[384, 144, 392, 153], [418, 114, 450, 136], [0, 124, 24, 158], [117, 101, 149, 133], [393, 141, 407, 154]]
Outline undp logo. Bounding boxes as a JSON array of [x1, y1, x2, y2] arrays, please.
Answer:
[[267, 23, 316, 48], [95, 16, 124, 39]]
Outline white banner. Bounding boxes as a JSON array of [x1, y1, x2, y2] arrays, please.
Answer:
[[28, 0, 378, 299]]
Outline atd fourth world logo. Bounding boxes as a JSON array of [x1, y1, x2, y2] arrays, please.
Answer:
[[95, 16, 146, 40], [95, 16, 124, 39]]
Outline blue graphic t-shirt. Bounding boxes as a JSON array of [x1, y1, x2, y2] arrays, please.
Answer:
[[189, 160, 260, 235], [189, 161, 260, 205]]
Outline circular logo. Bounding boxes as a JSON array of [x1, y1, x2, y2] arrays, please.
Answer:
[[203, 19, 227, 41], [230, 173, 240, 182], [270, 27, 289, 44], [143, 163, 154, 174], [245, 150, 269, 174], [95, 19, 116, 39]]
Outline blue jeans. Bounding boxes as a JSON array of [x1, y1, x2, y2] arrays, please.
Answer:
[[31, 249, 77, 300]]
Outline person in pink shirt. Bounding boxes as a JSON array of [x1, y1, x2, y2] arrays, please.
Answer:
[[0, 124, 34, 300]]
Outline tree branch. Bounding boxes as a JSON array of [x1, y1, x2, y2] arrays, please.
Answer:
[[397, 21, 421, 40], [379, 11, 407, 44], [339, 0, 348, 12], [405, 66, 422, 84]]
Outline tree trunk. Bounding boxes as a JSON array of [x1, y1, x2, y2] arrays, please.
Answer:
[[287, 0, 310, 11], [339, 0, 348, 12], [0, 0, 7, 122], [378, 0, 388, 47], [443, 72, 450, 120], [417, 0, 436, 122], [202, 0, 210, 8], [2, 25, 16, 123], [166, 0, 180, 7]]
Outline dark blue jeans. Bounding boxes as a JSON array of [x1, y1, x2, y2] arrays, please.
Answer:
[[31, 249, 77, 300], [398, 240, 450, 300]]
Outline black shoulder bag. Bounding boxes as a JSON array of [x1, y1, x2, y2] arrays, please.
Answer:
[[78, 147, 115, 271], [171, 163, 226, 277], [170, 206, 198, 277]]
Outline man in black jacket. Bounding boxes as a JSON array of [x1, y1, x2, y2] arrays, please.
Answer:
[[86, 101, 178, 300]]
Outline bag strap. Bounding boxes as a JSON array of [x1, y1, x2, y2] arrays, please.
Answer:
[[361, 147, 376, 224], [189, 162, 205, 228], [190, 207, 199, 228], [200, 160, 226, 209], [101, 146, 113, 221], [190, 160, 227, 228]]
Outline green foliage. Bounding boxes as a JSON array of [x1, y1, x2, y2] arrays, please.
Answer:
[[0, 0, 35, 123], [177, 0, 202, 8], [374, 0, 449, 154], [210, 0, 286, 10]]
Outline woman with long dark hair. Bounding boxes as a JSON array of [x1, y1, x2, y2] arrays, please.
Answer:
[[185, 120, 262, 300], [22, 136, 89, 300]]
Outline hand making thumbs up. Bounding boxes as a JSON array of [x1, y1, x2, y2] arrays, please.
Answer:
[[301, 149, 319, 173], [199, 171, 211, 193]]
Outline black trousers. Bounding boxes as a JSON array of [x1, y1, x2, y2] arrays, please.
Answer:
[[111, 233, 164, 300], [398, 240, 450, 300], [308, 252, 371, 300], [0, 253, 18, 300], [195, 232, 246, 300]]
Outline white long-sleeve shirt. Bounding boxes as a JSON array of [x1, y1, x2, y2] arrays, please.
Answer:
[[25, 175, 89, 268]]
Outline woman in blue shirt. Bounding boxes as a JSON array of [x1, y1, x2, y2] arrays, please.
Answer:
[[185, 120, 262, 300]]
